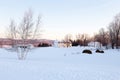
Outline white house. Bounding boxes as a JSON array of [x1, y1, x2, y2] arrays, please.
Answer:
[[88, 41, 102, 48]]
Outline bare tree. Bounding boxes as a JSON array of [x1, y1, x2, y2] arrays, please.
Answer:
[[99, 28, 105, 45], [76, 33, 82, 46], [99, 28, 109, 47], [64, 34, 72, 47], [108, 22, 116, 49], [81, 33, 89, 46], [76, 33, 89, 46], [94, 28, 109, 49], [114, 14, 120, 49], [7, 9, 41, 60], [108, 13, 120, 49]]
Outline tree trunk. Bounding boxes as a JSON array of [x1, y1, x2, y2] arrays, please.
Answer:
[[116, 36, 119, 49], [112, 43, 114, 49]]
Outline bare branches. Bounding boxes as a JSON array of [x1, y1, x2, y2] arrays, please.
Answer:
[[33, 15, 41, 39], [108, 13, 120, 49], [7, 9, 41, 60], [19, 9, 34, 40]]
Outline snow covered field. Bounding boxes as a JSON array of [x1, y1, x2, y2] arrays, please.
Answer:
[[0, 47, 120, 80]]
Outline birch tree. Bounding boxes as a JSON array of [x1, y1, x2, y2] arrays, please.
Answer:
[[7, 9, 41, 60]]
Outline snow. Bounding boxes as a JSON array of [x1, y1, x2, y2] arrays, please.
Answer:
[[0, 47, 120, 80]]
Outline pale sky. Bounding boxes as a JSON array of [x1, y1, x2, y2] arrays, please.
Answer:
[[0, 0, 120, 40]]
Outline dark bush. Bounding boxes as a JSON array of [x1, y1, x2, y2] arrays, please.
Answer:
[[96, 49, 104, 53], [100, 51, 104, 53], [72, 41, 79, 46], [82, 49, 92, 54], [38, 43, 51, 47], [96, 49, 101, 53]]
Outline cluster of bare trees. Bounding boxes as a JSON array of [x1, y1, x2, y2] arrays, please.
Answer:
[[7, 9, 41, 60], [94, 28, 109, 48], [64, 33, 90, 47], [96, 13, 120, 49], [64, 13, 120, 49], [75, 33, 90, 46], [108, 13, 120, 49]]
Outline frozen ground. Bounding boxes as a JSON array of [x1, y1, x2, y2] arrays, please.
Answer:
[[0, 47, 120, 80]]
